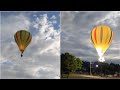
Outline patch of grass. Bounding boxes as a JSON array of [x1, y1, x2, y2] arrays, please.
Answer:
[[61, 73, 120, 79]]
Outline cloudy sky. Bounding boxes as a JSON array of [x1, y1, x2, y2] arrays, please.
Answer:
[[61, 11, 120, 64], [0, 11, 60, 79]]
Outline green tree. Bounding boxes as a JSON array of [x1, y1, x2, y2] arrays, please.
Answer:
[[63, 53, 77, 72], [61, 52, 83, 77], [76, 58, 83, 71]]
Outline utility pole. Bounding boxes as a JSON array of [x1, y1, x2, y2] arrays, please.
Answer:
[[90, 60, 92, 75]]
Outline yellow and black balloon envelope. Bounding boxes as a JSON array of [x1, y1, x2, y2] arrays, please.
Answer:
[[14, 30, 32, 57], [91, 26, 114, 62]]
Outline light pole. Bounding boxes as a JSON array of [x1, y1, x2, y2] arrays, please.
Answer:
[[101, 63, 102, 76], [90, 60, 92, 75]]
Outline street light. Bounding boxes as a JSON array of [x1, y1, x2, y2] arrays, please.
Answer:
[[96, 65, 98, 68]]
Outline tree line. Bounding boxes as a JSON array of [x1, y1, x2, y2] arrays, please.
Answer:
[[61, 52, 120, 77]]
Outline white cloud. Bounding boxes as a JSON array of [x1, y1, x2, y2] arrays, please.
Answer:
[[33, 23, 39, 29], [32, 14, 60, 56], [0, 12, 60, 79], [52, 20, 57, 24], [96, 11, 120, 27], [50, 15, 56, 19], [38, 14, 48, 26], [33, 14, 37, 17], [32, 66, 55, 78]]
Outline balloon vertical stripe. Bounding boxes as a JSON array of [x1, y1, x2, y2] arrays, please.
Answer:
[[94, 28, 97, 44]]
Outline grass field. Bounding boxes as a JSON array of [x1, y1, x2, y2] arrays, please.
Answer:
[[61, 73, 120, 79]]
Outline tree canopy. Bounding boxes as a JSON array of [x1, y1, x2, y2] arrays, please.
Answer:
[[61, 52, 83, 74]]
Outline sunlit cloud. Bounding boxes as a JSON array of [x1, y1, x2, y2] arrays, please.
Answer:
[[0, 11, 60, 79]]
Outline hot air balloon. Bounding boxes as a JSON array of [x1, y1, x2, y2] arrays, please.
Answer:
[[14, 30, 32, 57], [91, 26, 113, 62]]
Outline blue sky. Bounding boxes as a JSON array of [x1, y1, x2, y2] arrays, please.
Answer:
[[1, 11, 60, 35], [0, 11, 60, 79]]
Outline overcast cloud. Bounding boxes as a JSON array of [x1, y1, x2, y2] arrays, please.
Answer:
[[61, 11, 120, 64]]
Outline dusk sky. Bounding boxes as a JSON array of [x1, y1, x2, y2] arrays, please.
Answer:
[[0, 11, 60, 79], [61, 11, 120, 64]]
